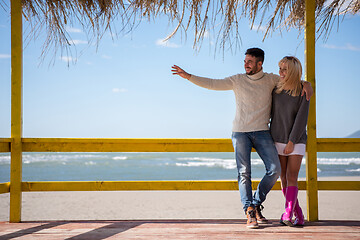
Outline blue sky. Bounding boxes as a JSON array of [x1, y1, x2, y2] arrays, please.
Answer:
[[0, 5, 359, 139]]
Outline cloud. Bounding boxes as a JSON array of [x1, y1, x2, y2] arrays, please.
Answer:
[[322, 43, 360, 52], [69, 39, 88, 45], [156, 38, 181, 48], [251, 24, 268, 32], [65, 27, 82, 33], [0, 54, 11, 59], [101, 55, 112, 59], [112, 88, 128, 93], [60, 56, 77, 62], [196, 30, 210, 39]]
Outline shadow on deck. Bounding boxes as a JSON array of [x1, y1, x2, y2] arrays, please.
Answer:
[[1, 219, 359, 239]]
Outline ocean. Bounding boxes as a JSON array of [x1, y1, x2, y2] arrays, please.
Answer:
[[0, 152, 359, 182]]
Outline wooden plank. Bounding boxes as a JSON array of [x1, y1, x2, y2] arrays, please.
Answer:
[[305, 0, 318, 221], [0, 182, 10, 194], [317, 138, 360, 152], [10, 0, 23, 223], [19, 180, 319, 192], [22, 138, 236, 152], [0, 220, 359, 240], [0, 139, 11, 152], [318, 181, 360, 191], [15, 138, 360, 152], [21, 180, 277, 191]]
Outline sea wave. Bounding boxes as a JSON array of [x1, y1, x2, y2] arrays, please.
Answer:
[[174, 157, 264, 169], [0, 153, 359, 168], [176, 160, 236, 169], [317, 158, 360, 165], [112, 156, 128, 160], [177, 157, 228, 161], [0, 153, 110, 165], [0, 155, 10, 164], [345, 168, 360, 172], [85, 161, 97, 166]]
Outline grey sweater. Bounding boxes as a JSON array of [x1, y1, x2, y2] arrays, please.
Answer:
[[270, 89, 310, 144]]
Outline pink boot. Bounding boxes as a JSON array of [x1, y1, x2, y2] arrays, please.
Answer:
[[293, 201, 305, 226], [281, 187, 304, 226], [280, 188, 288, 225], [281, 186, 298, 226]]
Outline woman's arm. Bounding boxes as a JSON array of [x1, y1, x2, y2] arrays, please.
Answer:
[[289, 96, 310, 144]]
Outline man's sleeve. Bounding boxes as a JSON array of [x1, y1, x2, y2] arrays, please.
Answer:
[[188, 75, 234, 91], [272, 74, 280, 88]]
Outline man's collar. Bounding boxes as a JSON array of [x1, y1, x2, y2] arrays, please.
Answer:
[[246, 69, 265, 80]]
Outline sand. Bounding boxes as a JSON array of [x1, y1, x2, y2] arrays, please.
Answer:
[[0, 177, 359, 222]]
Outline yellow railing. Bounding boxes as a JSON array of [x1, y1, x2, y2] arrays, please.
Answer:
[[1, 138, 359, 198], [2, 138, 360, 153], [1, 138, 359, 193], [1, 138, 359, 189]]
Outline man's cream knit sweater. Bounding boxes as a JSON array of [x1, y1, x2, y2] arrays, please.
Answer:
[[189, 69, 279, 132]]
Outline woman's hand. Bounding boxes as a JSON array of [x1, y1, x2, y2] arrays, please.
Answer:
[[171, 65, 191, 80], [284, 141, 294, 154]]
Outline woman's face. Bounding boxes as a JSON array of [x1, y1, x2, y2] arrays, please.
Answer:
[[279, 62, 288, 82]]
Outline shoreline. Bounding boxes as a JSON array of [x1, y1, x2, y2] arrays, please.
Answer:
[[1, 176, 359, 222]]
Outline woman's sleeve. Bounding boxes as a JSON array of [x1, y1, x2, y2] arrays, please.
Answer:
[[188, 75, 234, 91], [289, 96, 310, 143]]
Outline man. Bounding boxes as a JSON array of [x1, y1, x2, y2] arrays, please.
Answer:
[[171, 48, 312, 229]]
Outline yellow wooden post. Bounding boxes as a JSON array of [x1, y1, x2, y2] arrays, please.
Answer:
[[10, 0, 23, 223], [305, 0, 318, 221]]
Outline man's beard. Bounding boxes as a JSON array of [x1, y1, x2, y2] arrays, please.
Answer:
[[247, 66, 259, 75]]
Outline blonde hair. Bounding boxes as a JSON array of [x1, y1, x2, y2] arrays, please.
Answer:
[[276, 56, 303, 97]]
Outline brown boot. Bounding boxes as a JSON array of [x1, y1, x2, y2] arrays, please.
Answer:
[[255, 205, 269, 224], [246, 206, 259, 229]]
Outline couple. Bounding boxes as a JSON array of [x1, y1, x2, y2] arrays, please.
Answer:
[[171, 48, 311, 228]]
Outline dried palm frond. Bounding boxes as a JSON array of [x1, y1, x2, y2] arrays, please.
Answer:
[[2, 0, 359, 62]]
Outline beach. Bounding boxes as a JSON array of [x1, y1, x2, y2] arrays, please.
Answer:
[[1, 177, 359, 222]]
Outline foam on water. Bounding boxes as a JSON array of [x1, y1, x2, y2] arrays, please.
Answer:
[[346, 168, 360, 172], [317, 158, 360, 165], [112, 156, 128, 160]]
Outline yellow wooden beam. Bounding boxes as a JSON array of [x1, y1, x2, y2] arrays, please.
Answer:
[[0, 138, 11, 152], [317, 181, 360, 191], [22, 138, 236, 152], [0, 182, 10, 194], [19, 180, 360, 192], [1, 138, 358, 153], [20, 181, 295, 192], [10, 0, 23, 223], [305, 0, 318, 221], [2, 138, 357, 153], [317, 138, 360, 152]]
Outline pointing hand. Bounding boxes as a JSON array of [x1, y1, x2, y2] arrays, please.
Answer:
[[171, 65, 191, 80]]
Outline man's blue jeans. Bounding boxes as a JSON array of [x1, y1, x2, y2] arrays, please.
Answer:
[[231, 131, 280, 213]]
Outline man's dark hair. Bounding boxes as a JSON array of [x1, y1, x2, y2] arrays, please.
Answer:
[[245, 48, 265, 63]]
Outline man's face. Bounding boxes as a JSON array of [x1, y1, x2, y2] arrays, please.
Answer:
[[244, 54, 262, 75]]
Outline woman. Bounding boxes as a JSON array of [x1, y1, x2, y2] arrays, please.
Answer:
[[270, 56, 310, 227]]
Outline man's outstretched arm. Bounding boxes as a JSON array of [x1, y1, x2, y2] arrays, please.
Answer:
[[301, 81, 313, 101], [171, 65, 234, 91]]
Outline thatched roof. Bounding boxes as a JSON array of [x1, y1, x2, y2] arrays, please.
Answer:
[[2, 0, 359, 60]]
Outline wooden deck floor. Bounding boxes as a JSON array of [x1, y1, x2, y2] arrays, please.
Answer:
[[1, 219, 359, 240]]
